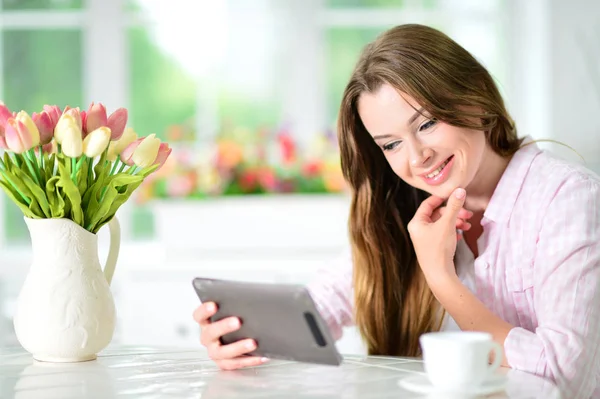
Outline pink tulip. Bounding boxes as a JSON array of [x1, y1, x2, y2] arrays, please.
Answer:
[[80, 110, 88, 136], [0, 103, 12, 128], [120, 137, 142, 166], [42, 141, 56, 153], [5, 118, 36, 153], [153, 142, 172, 171], [33, 141, 56, 155], [0, 104, 11, 146], [32, 111, 55, 145], [107, 108, 128, 140], [85, 102, 107, 134], [43, 105, 62, 126], [120, 134, 161, 168]]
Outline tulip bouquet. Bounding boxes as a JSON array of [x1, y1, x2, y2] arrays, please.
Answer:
[[0, 102, 171, 234]]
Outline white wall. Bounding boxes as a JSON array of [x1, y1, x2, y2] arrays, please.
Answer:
[[506, 0, 600, 171]]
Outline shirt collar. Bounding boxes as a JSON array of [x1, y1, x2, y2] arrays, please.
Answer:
[[483, 136, 542, 225]]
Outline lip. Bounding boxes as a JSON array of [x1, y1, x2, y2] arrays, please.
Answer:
[[420, 155, 454, 186]]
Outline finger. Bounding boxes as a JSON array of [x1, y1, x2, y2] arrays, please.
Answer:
[[217, 356, 268, 371], [457, 208, 473, 220], [201, 317, 240, 345], [414, 195, 446, 222], [436, 207, 473, 221], [217, 338, 258, 359], [193, 302, 217, 326], [431, 208, 442, 222], [442, 188, 466, 224], [456, 220, 472, 231]]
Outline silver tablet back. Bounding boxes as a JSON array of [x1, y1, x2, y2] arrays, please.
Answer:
[[192, 277, 343, 366]]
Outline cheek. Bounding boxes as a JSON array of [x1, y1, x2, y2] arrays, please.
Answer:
[[386, 153, 411, 180], [466, 135, 487, 168]]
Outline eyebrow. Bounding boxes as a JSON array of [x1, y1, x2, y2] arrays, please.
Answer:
[[372, 107, 424, 141]]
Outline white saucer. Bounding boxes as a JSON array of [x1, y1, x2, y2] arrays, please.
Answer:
[[398, 373, 507, 396]]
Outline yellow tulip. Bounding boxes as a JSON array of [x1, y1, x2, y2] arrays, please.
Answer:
[[83, 127, 111, 158], [61, 122, 83, 158], [132, 134, 160, 168], [15, 111, 40, 147], [107, 127, 137, 161], [54, 114, 80, 144]]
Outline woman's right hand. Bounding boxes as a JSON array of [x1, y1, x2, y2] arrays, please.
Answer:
[[193, 302, 268, 370]]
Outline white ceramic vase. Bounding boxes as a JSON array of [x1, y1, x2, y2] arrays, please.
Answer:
[[13, 216, 121, 362]]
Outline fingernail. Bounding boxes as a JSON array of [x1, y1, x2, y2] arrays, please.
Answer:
[[246, 341, 255, 349], [230, 318, 239, 328], [261, 357, 269, 363], [454, 188, 466, 199], [207, 303, 215, 312]]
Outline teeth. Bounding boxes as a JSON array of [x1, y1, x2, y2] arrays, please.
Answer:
[[426, 158, 450, 178]]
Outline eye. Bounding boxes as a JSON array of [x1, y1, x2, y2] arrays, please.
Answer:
[[382, 140, 402, 151], [419, 118, 438, 132]]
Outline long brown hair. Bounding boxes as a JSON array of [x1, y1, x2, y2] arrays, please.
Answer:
[[338, 24, 522, 357]]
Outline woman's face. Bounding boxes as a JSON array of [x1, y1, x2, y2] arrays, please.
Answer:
[[357, 83, 488, 199]]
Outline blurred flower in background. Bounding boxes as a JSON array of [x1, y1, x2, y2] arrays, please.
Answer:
[[135, 123, 346, 203]]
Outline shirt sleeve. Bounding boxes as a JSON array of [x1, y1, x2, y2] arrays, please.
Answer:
[[306, 249, 355, 341], [504, 177, 600, 398]]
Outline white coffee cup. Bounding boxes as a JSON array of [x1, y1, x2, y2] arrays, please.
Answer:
[[419, 331, 503, 391]]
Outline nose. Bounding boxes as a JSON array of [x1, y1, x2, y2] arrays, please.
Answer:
[[408, 139, 433, 167]]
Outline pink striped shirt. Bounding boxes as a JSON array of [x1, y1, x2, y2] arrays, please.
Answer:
[[308, 139, 600, 398]]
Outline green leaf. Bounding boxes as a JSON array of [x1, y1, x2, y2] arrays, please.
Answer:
[[12, 167, 51, 218], [3, 152, 13, 173], [12, 153, 23, 170], [45, 176, 66, 218], [87, 173, 143, 233], [0, 167, 45, 216], [0, 180, 35, 218], [137, 164, 159, 178], [44, 153, 56, 182], [83, 155, 113, 221], [95, 176, 146, 232], [57, 162, 84, 226], [82, 166, 108, 223], [77, 159, 89, 196], [94, 151, 108, 178]]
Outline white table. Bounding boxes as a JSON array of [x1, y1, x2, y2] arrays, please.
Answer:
[[0, 345, 560, 398]]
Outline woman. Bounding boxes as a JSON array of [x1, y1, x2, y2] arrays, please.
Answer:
[[193, 24, 600, 397]]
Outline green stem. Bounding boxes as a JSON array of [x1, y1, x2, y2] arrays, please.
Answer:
[[87, 156, 94, 183], [118, 162, 127, 174], [70, 157, 77, 184], [23, 153, 41, 186], [128, 166, 138, 175], [27, 149, 43, 185], [109, 159, 120, 176], [0, 169, 31, 205], [75, 155, 86, 171], [39, 146, 44, 170]]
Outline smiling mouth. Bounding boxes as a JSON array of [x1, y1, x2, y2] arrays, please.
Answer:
[[424, 156, 454, 179]]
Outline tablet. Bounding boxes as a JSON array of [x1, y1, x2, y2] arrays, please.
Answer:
[[192, 277, 343, 366]]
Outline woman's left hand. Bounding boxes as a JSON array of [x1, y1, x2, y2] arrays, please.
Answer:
[[407, 187, 467, 282]]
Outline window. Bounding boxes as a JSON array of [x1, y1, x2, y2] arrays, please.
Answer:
[[2, 0, 82, 10], [0, 0, 508, 243], [2, 29, 82, 243], [325, 27, 384, 125]]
